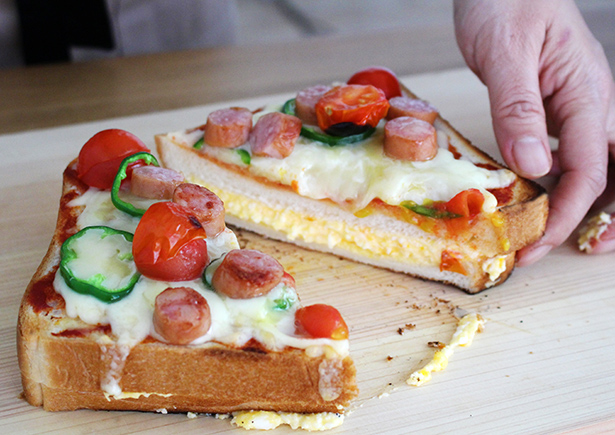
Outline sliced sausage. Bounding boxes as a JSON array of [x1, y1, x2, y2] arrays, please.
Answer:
[[280, 271, 296, 289], [131, 166, 184, 199], [387, 97, 439, 124], [204, 107, 253, 148], [249, 112, 301, 159], [212, 249, 284, 299], [295, 85, 332, 125], [153, 287, 212, 345], [384, 116, 438, 161], [172, 183, 226, 237]]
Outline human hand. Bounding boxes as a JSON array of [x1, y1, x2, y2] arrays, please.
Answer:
[[453, 0, 615, 264]]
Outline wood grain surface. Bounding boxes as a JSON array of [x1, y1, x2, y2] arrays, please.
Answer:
[[1, 68, 614, 434]]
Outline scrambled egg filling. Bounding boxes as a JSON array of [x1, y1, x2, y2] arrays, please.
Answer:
[[407, 313, 485, 386], [578, 211, 612, 253], [231, 411, 344, 432], [481, 255, 507, 283], [192, 176, 447, 269]]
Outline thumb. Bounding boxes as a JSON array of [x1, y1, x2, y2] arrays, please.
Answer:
[[483, 58, 553, 179]]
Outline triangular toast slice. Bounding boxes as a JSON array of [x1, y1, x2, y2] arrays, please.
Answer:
[[18, 157, 358, 423]]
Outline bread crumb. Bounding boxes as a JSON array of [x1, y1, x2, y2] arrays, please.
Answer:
[[397, 323, 416, 335], [187, 412, 198, 419], [155, 408, 167, 414]]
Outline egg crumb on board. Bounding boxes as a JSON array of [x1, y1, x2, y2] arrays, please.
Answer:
[[578, 211, 612, 252], [407, 313, 485, 386], [231, 411, 344, 431]]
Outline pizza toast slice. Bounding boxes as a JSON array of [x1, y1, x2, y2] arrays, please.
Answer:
[[18, 130, 357, 427], [155, 67, 547, 293]]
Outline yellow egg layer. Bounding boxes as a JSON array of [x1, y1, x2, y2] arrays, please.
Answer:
[[189, 176, 448, 269]]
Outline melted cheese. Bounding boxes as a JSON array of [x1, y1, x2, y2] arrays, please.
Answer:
[[65, 228, 137, 290], [172, 106, 515, 212], [407, 313, 485, 386], [231, 411, 344, 431]]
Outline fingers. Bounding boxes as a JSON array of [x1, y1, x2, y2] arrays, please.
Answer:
[[453, 0, 615, 263], [527, 65, 615, 261], [482, 51, 553, 179], [518, 109, 609, 265]]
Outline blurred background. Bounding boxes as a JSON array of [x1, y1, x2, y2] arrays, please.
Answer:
[[1, 0, 614, 71]]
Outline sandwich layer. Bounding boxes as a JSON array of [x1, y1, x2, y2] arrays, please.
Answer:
[[156, 85, 547, 293], [156, 133, 545, 293]]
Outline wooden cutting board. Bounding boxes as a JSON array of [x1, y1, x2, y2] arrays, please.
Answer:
[[1, 69, 614, 434]]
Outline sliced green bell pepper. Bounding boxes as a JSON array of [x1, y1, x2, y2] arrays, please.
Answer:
[[111, 152, 160, 217], [281, 99, 375, 146], [60, 226, 140, 303]]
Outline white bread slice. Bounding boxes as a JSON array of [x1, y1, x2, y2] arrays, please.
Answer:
[[156, 85, 547, 293], [18, 163, 358, 414]]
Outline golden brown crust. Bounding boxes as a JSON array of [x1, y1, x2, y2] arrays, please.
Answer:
[[31, 337, 357, 413], [18, 165, 358, 413]]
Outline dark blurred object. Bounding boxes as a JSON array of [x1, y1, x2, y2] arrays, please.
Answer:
[[16, 0, 114, 65]]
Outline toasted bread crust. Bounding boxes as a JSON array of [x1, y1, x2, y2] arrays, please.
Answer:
[[23, 334, 357, 413], [18, 164, 358, 413]]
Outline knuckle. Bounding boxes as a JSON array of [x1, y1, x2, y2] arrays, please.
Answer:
[[492, 92, 545, 123], [580, 165, 608, 198], [589, 171, 608, 197]]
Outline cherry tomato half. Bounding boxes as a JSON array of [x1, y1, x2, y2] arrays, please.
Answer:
[[347, 66, 402, 100], [295, 304, 349, 340], [133, 202, 208, 281], [315, 84, 389, 134], [77, 129, 150, 189], [445, 189, 484, 218]]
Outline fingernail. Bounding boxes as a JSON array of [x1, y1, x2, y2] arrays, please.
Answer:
[[512, 136, 551, 177], [518, 244, 552, 266]]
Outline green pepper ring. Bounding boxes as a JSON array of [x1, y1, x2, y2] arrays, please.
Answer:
[[60, 226, 140, 303], [281, 99, 376, 146], [193, 137, 205, 149], [401, 201, 461, 219], [111, 151, 160, 217]]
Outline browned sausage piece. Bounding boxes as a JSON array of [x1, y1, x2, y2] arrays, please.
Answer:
[[212, 249, 284, 299], [280, 271, 296, 289], [172, 183, 226, 237], [130, 166, 184, 199], [295, 85, 332, 125], [204, 107, 253, 148], [249, 112, 301, 159], [384, 116, 438, 161], [387, 97, 439, 124], [153, 287, 212, 345]]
